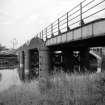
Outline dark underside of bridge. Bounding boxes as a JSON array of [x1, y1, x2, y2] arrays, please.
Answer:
[[46, 35, 105, 73], [48, 35, 105, 50]]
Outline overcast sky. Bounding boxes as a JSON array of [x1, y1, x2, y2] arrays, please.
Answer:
[[0, 0, 104, 48]]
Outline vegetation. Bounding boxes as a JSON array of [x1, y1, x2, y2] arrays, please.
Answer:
[[0, 71, 105, 105], [0, 44, 7, 51], [38, 71, 105, 105]]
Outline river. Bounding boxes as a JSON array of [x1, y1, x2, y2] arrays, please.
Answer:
[[0, 68, 22, 92]]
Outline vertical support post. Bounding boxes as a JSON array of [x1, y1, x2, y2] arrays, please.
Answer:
[[46, 28, 47, 40], [19, 51, 25, 80], [51, 24, 54, 37], [39, 48, 50, 78], [22, 51, 25, 79], [58, 18, 61, 34], [67, 12, 70, 31], [80, 47, 89, 72], [25, 50, 30, 76], [62, 49, 74, 72], [42, 30, 43, 40], [20, 52, 23, 69], [80, 2, 84, 26], [18, 52, 24, 80], [40, 32, 41, 39]]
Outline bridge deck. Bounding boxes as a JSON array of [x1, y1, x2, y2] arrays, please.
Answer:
[[46, 19, 105, 46]]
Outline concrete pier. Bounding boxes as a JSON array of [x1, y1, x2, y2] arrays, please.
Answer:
[[19, 51, 25, 80], [39, 48, 50, 78], [80, 48, 89, 71], [25, 50, 30, 75], [62, 49, 74, 72]]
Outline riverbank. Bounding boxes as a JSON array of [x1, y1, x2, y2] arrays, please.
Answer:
[[0, 80, 40, 105], [0, 71, 105, 105]]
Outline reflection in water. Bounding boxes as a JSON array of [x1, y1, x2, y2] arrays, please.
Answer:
[[0, 68, 22, 92]]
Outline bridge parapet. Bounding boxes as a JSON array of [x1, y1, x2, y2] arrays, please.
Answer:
[[46, 19, 105, 46]]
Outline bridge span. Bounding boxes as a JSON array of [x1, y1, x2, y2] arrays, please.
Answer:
[[17, 0, 105, 79], [46, 19, 105, 47]]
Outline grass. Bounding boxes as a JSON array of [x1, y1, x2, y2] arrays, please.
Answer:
[[0, 71, 105, 105], [38, 71, 105, 105]]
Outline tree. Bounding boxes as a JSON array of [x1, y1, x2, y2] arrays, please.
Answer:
[[0, 44, 7, 51]]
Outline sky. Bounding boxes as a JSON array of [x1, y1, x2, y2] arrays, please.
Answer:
[[0, 0, 104, 48]]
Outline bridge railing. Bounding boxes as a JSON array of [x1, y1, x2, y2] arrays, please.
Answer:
[[36, 0, 105, 41]]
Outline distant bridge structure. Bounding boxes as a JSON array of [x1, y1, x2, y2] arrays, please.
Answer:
[[17, 0, 105, 80]]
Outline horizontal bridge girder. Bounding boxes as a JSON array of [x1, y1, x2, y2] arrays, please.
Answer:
[[46, 19, 105, 46]]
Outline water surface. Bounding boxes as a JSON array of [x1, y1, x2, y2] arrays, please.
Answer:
[[0, 69, 21, 92]]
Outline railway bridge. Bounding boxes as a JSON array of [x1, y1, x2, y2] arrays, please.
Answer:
[[17, 0, 105, 79]]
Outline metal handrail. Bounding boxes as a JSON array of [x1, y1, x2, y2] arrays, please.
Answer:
[[69, 20, 80, 27], [83, 7, 105, 20], [68, 0, 86, 13], [60, 26, 68, 30], [34, 0, 105, 41], [68, 9, 80, 17], [59, 17, 67, 22], [68, 14, 80, 22], [82, 0, 105, 15], [82, 0, 95, 8]]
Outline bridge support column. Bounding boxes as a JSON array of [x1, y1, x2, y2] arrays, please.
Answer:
[[19, 51, 25, 80], [39, 48, 50, 78], [63, 50, 74, 72], [80, 48, 90, 71], [49, 50, 54, 72], [25, 50, 30, 76], [19, 52, 23, 69]]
